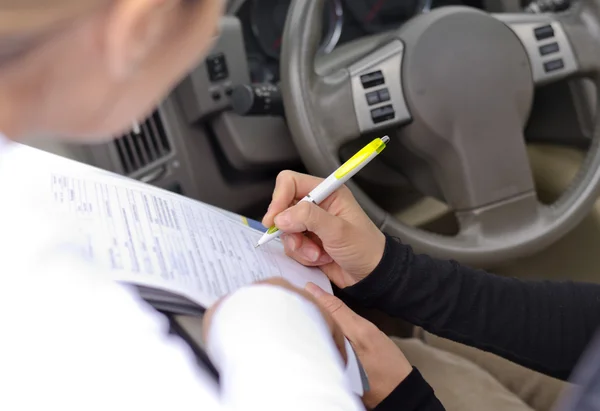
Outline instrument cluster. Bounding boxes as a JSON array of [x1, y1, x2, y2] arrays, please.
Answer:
[[237, 0, 483, 82]]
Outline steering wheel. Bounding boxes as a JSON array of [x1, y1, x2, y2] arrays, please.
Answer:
[[280, 0, 600, 266]]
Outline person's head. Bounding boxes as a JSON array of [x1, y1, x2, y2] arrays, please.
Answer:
[[0, 0, 223, 142]]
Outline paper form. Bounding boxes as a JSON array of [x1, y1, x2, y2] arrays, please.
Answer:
[[48, 171, 332, 307], [3, 143, 364, 395]]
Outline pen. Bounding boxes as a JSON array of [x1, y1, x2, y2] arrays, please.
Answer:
[[255, 136, 390, 248]]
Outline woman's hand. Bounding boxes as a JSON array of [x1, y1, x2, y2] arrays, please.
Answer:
[[262, 170, 386, 288], [202, 278, 347, 363], [306, 282, 413, 409]]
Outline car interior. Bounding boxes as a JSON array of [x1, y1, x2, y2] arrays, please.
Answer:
[[29, 0, 600, 288]]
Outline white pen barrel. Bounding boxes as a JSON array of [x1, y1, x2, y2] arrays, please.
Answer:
[[307, 174, 342, 204], [256, 229, 282, 246], [308, 151, 379, 203]]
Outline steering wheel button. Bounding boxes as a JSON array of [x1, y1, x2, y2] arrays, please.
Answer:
[[378, 88, 391, 102], [543, 58, 564, 73], [366, 91, 380, 105], [534, 25, 554, 41], [539, 42, 559, 56], [361, 70, 385, 89], [371, 105, 395, 124]]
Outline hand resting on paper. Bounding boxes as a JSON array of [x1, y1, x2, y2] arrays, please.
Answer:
[[306, 282, 413, 410], [203, 277, 348, 364], [262, 171, 386, 289]]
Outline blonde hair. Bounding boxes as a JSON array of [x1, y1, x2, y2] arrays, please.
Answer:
[[0, 1, 103, 62]]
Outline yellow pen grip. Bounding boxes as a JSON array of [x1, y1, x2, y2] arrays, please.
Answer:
[[334, 138, 387, 179]]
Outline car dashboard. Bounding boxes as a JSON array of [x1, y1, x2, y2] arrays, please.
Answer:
[[30, 0, 594, 221]]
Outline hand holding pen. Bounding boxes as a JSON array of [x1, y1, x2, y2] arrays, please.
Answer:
[[256, 136, 390, 248]]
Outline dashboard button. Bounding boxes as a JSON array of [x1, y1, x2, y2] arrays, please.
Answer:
[[544, 58, 564, 72], [366, 91, 380, 105], [371, 105, 395, 124], [206, 53, 229, 83], [539, 42, 559, 56], [534, 25, 554, 41], [378, 88, 391, 102], [361, 71, 385, 89]]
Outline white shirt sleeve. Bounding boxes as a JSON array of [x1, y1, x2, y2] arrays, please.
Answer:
[[208, 285, 364, 411], [0, 262, 223, 411]]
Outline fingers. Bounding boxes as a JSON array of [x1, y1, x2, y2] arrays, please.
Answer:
[[281, 233, 333, 265], [274, 201, 347, 246], [282, 233, 347, 286], [263, 171, 325, 227], [305, 282, 364, 338], [331, 320, 348, 365]]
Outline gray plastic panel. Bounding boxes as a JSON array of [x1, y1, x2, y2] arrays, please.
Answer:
[[211, 112, 300, 170], [176, 16, 251, 123]]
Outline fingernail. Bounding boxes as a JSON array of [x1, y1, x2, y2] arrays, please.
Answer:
[[302, 247, 320, 262], [274, 211, 290, 227], [305, 282, 326, 298], [284, 234, 297, 251]]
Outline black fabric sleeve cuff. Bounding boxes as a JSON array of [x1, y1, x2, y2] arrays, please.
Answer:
[[374, 367, 445, 411], [344, 234, 407, 305]]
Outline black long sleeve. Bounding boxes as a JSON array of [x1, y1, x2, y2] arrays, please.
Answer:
[[345, 235, 600, 381], [374, 367, 445, 411]]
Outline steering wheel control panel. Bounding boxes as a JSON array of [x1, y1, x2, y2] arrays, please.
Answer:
[[499, 16, 577, 85], [533, 25, 566, 72], [176, 17, 251, 123], [349, 40, 412, 133], [362, 75, 395, 124]]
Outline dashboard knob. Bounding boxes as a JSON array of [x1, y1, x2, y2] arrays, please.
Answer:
[[230, 83, 284, 116]]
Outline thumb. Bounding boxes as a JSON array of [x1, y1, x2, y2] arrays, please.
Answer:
[[274, 201, 347, 245], [305, 282, 362, 338]]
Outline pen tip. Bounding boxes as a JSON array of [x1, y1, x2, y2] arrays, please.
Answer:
[[254, 244, 260, 249]]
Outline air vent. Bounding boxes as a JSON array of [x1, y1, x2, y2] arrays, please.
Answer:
[[114, 111, 172, 175]]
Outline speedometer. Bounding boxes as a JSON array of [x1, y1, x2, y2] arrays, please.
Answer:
[[251, 0, 343, 60], [345, 0, 431, 33]]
